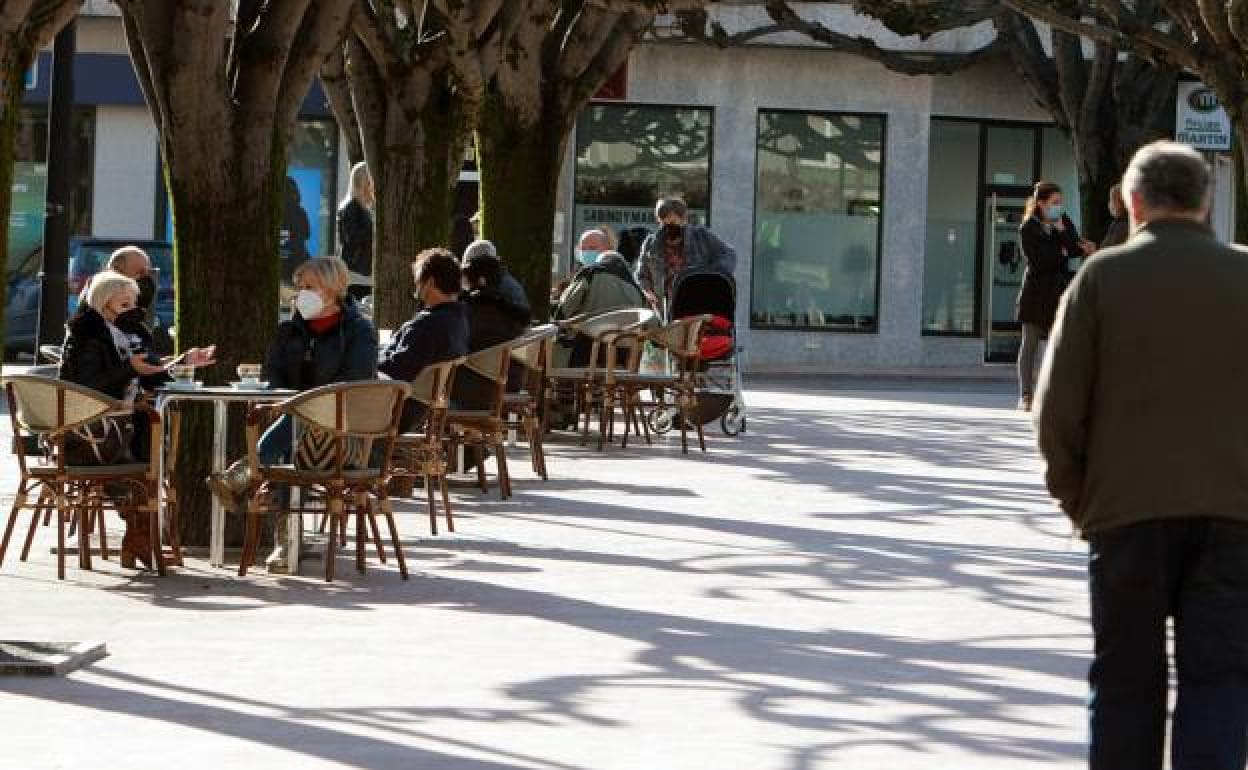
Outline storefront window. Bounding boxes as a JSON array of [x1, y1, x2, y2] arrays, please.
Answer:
[[922, 120, 980, 334], [574, 104, 712, 258], [752, 111, 884, 331], [6, 106, 95, 350]]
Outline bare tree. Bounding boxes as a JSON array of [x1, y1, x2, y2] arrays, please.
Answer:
[[117, 0, 355, 543], [685, 1, 1177, 239], [441, 1, 704, 316], [0, 0, 82, 356]]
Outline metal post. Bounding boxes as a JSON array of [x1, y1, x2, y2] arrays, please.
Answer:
[[35, 23, 76, 350]]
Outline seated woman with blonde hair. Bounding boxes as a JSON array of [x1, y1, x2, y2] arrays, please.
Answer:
[[59, 270, 216, 568]]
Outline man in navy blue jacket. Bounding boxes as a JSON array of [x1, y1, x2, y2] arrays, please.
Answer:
[[379, 248, 468, 431]]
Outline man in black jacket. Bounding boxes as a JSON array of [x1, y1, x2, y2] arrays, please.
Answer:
[[379, 248, 468, 430]]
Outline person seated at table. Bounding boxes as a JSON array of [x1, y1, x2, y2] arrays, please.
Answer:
[[59, 270, 215, 568], [208, 256, 377, 510], [378, 248, 468, 431], [455, 250, 530, 409], [552, 244, 647, 366]]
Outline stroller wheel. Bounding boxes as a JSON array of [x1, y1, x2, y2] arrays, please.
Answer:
[[648, 406, 675, 435], [721, 406, 744, 437]]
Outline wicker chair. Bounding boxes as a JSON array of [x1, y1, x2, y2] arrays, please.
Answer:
[[447, 339, 518, 500], [542, 308, 657, 443], [240, 380, 410, 582], [613, 315, 713, 455], [0, 375, 165, 579], [391, 357, 463, 535], [503, 324, 558, 480]]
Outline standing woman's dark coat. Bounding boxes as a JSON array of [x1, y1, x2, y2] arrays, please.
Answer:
[[336, 199, 373, 280], [1017, 214, 1082, 332]]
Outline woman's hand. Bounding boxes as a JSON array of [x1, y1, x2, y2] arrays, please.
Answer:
[[129, 354, 166, 377], [184, 345, 217, 368]]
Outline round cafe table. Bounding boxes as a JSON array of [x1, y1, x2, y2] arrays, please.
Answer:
[[154, 383, 296, 569]]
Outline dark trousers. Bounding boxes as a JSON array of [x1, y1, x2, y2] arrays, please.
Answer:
[[1088, 517, 1248, 770]]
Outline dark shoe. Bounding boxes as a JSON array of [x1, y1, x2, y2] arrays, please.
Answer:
[[120, 511, 154, 570]]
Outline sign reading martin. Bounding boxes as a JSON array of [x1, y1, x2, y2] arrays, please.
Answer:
[[1176, 82, 1231, 151]]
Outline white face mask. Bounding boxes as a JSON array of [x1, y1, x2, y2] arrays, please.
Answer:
[[295, 289, 324, 320]]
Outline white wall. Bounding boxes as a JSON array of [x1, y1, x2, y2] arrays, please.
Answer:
[[91, 105, 157, 238]]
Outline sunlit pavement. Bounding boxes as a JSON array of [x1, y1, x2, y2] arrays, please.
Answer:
[[0, 379, 1088, 769]]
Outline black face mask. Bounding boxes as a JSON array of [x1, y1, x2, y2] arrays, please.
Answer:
[[136, 274, 156, 310], [660, 223, 684, 244], [115, 307, 148, 334]]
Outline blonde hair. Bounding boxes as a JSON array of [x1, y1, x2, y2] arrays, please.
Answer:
[[86, 271, 138, 314], [346, 161, 372, 205], [293, 256, 351, 299]]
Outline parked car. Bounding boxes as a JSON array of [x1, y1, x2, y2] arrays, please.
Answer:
[[5, 237, 174, 356]]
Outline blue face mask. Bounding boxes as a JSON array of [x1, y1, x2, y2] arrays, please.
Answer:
[[577, 249, 601, 267], [1044, 204, 1064, 221]]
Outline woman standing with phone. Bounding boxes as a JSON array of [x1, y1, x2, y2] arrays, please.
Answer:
[[1016, 182, 1095, 411]]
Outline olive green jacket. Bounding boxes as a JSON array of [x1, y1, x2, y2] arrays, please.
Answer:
[[1035, 219, 1248, 535]]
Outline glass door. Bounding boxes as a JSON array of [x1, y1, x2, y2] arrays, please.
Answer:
[[982, 193, 1030, 362]]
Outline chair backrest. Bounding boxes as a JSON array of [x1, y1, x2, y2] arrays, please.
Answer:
[[282, 380, 410, 438], [5, 375, 124, 436], [510, 324, 558, 372], [409, 357, 462, 408], [464, 339, 516, 384], [573, 308, 656, 338], [651, 315, 712, 359]]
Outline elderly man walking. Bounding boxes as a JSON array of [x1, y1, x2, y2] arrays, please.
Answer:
[[1035, 141, 1248, 770]]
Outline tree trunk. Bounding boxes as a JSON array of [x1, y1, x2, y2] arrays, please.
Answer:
[[0, 47, 24, 360], [371, 107, 462, 330], [1078, 153, 1117, 246], [1236, 130, 1248, 244], [164, 155, 283, 546], [476, 98, 567, 319]]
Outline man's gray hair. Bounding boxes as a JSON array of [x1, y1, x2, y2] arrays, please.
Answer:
[[463, 239, 497, 260], [107, 245, 147, 272], [1122, 141, 1211, 214], [655, 197, 688, 221]]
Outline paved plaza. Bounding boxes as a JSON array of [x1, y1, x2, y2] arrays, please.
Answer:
[[0, 379, 1090, 769]]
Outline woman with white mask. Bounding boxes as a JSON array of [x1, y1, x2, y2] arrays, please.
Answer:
[[207, 256, 377, 512]]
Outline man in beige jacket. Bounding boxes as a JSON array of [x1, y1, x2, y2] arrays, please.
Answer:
[[1035, 140, 1248, 770]]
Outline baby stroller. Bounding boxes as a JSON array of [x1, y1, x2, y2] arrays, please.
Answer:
[[649, 269, 747, 437]]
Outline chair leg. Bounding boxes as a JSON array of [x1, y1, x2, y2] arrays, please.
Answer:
[[495, 440, 512, 500], [365, 494, 387, 564], [379, 496, 408, 580], [78, 494, 93, 572], [355, 501, 367, 576], [146, 481, 167, 577], [21, 491, 49, 562], [55, 488, 68, 580], [440, 474, 455, 533], [96, 498, 109, 561], [0, 488, 28, 567], [238, 491, 261, 577], [475, 445, 488, 493], [424, 472, 439, 535], [325, 491, 343, 583]]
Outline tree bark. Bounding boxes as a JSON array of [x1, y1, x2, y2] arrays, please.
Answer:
[[0, 46, 24, 358], [476, 95, 567, 318]]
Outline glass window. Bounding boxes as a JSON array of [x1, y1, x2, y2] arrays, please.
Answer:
[[752, 111, 884, 331], [6, 106, 94, 350], [574, 104, 712, 259], [983, 126, 1034, 187], [922, 120, 980, 334]]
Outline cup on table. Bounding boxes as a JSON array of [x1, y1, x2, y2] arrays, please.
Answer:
[[170, 364, 196, 384], [236, 363, 262, 385]]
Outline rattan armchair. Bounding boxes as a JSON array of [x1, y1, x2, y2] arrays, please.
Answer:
[[613, 315, 713, 454], [447, 339, 518, 500], [503, 324, 558, 479], [240, 380, 410, 582], [0, 375, 166, 579], [391, 357, 463, 535]]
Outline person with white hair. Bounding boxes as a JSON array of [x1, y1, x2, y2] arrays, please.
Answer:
[[1036, 140, 1248, 770], [59, 270, 215, 569], [462, 238, 530, 315]]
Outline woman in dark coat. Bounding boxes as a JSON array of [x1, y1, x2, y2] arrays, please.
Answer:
[[336, 162, 374, 301], [1016, 181, 1094, 410], [209, 257, 377, 513], [456, 252, 530, 409], [60, 270, 215, 568]]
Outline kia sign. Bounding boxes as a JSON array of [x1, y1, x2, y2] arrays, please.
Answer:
[[1176, 81, 1231, 151]]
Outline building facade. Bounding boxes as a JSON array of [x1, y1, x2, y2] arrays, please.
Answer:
[[8, 5, 1236, 371]]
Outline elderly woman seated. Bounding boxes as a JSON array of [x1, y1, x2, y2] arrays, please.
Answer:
[[58, 270, 215, 569]]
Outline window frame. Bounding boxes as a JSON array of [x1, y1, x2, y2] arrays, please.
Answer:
[[749, 107, 888, 334]]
